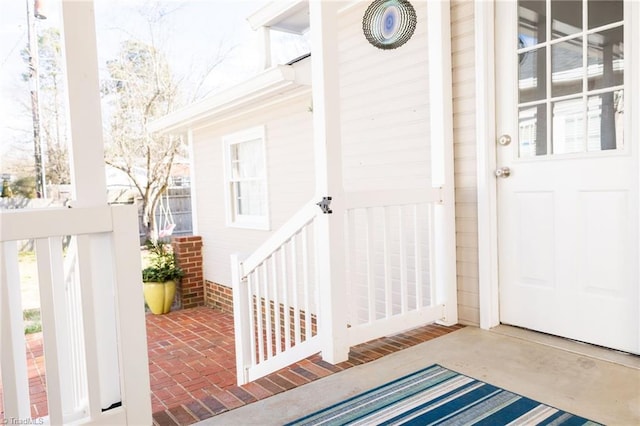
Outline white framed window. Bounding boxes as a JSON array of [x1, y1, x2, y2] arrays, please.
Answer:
[[223, 126, 269, 230]]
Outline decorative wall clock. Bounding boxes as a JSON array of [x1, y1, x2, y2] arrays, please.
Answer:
[[362, 0, 417, 50]]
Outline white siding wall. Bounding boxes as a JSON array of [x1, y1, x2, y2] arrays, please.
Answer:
[[338, 2, 434, 320], [338, 1, 481, 326], [192, 93, 314, 286], [338, 2, 431, 192], [451, 0, 480, 325], [195, 1, 482, 327]]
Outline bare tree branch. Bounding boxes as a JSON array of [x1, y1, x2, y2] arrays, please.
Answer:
[[101, 1, 231, 241]]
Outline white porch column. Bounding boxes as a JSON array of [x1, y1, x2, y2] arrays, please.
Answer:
[[0, 242, 30, 419], [309, 0, 349, 364], [61, 1, 107, 207], [258, 26, 272, 70], [427, 0, 458, 325], [60, 0, 121, 412]]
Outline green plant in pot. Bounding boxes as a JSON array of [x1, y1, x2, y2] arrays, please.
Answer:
[[142, 240, 184, 314]]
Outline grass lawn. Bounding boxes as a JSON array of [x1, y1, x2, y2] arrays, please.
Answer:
[[17, 250, 42, 334], [23, 308, 42, 334], [18, 250, 40, 310]]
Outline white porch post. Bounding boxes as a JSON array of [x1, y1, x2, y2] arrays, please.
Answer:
[[309, 0, 349, 364], [258, 26, 272, 70], [60, 0, 122, 412], [0, 241, 30, 419], [61, 1, 107, 207], [427, 0, 458, 325]]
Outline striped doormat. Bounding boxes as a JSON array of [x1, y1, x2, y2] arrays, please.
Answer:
[[285, 364, 601, 425]]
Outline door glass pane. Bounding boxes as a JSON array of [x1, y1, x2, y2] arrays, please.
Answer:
[[519, 0, 547, 45], [552, 38, 583, 97], [552, 0, 582, 39], [587, 90, 623, 151], [587, 27, 624, 91], [588, 0, 623, 29], [520, 47, 546, 103], [519, 106, 548, 157], [553, 98, 584, 154], [516, 0, 624, 158]]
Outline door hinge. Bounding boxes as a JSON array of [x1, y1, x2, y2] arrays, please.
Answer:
[[316, 196, 333, 214], [437, 186, 445, 205]]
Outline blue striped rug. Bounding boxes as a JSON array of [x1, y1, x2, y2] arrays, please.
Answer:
[[285, 364, 601, 425]]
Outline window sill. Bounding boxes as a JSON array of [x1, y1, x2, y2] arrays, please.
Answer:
[[226, 218, 270, 231]]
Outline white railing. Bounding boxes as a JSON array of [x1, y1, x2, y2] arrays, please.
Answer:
[[343, 188, 445, 346], [232, 188, 447, 385], [232, 200, 323, 385], [0, 205, 151, 425]]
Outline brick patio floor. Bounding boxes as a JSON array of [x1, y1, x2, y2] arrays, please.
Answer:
[[0, 306, 463, 425]]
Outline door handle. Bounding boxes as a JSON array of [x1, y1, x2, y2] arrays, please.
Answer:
[[497, 134, 512, 146], [495, 167, 511, 178]]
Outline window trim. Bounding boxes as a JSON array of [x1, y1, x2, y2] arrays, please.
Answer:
[[222, 126, 270, 230]]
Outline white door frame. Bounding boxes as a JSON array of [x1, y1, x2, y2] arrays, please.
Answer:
[[475, 1, 500, 330], [474, 1, 640, 338]]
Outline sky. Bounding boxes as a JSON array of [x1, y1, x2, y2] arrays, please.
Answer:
[[0, 0, 309, 167]]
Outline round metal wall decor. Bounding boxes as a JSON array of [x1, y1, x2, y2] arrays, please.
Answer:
[[362, 0, 417, 50]]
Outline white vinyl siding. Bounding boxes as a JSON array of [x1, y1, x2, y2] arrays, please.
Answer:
[[336, 2, 434, 319], [451, 0, 480, 326], [338, 2, 431, 192], [191, 2, 483, 328], [336, 1, 480, 325], [223, 126, 269, 230], [192, 93, 314, 287]]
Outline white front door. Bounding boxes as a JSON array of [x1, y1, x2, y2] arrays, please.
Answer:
[[496, 0, 639, 354]]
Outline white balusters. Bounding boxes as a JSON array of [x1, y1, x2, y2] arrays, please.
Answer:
[[231, 190, 446, 384], [35, 237, 65, 425], [0, 205, 151, 425], [0, 240, 30, 419], [343, 188, 443, 346], [231, 200, 322, 384]]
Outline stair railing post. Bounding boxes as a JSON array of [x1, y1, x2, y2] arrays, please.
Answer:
[[309, 0, 349, 364], [231, 253, 252, 384]]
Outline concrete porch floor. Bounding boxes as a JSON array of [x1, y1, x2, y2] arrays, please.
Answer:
[[200, 325, 640, 426]]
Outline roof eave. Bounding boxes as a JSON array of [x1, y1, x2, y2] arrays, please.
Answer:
[[149, 65, 299, 134], [246, 0, 309, 34]]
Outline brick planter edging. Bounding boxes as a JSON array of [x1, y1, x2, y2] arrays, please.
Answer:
[[205, 280, 234, 314], [172, 236, 205, 309], [205, 280, 319, 341]]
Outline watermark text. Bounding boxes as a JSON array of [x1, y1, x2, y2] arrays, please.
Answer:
[[1, 418, 44, 425]]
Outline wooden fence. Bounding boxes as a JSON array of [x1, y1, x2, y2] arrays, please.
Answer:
[[134, 187, 193, 241]]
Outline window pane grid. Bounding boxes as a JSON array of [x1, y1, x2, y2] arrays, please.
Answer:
[[517, 19, 622, 54], [517, 0, 624, 158], [518, 84, 623, 109], [224, 127, 269, 228]]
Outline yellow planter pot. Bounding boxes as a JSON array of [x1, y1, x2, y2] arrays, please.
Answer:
[[143, 281, 176, 314]]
